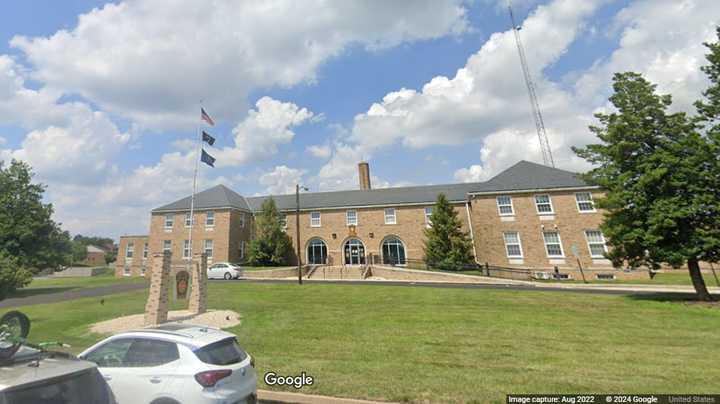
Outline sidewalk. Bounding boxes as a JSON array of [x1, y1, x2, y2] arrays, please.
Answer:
[[258, 389, 394, 404]]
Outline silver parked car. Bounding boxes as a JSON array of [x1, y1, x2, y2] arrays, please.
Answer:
[[0, 345, 116, 404]]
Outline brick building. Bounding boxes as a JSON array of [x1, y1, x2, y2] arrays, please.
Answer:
[[117, 160, 622, 278]]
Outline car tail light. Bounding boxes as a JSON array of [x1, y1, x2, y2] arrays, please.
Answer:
[[195, 369, 232, 387]]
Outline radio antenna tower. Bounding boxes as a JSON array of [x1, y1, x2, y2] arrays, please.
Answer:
[[507, 0, 555, 167]]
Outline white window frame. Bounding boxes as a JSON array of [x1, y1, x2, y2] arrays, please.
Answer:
[[502, 232, 523, 258], [239, 212, 245, 228], [346, 210, 358, 226], [424, 207, 433, 227], [239, 240, 245, 260], [123, 266, 130, 276], [542, 231, 565, 258], [575, 192, 596, 213], [496, 196, 514, 216], [384, 208, 396, 225], [125, 242, 134, 259], [143, 243, 149, 259], [534, 194, 554, 214], [204, 239, 213, 259], [164, 214, 173, 228], [183, 240, 191, 258], [162, 240, 172, 254], [310, 212, 321, 227], [205, 211, 215, 227], [280, 214, 287, 231], [585, 230, 608, 258], [184, 212, 194, 227]]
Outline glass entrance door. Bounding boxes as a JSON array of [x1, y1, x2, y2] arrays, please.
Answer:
[[344, 239, 365, 265]]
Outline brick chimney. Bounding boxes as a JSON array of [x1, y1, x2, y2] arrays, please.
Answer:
[[358, 161, 371, 190]]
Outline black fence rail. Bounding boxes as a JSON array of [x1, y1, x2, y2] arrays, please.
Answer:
[[377, 258, 537, 281]]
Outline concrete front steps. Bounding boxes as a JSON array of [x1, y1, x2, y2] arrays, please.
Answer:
[[306, 265, 366, 280]]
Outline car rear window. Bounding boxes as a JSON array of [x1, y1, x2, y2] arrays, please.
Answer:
[[194, 337, 247, 365], [5, 367, 111, 404]]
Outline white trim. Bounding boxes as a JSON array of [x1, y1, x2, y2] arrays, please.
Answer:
[[152, 206, 252, 214], [584, 229, 608, 258], [384, 208, 396, 225], [205, 211, 215, 227], [575, 192, 597, 213], [534, 194, 554, 214], [346, 209, 358, 226], [163, 213, 174, 229], [502, 231, 523, 258], [469, 185, 601, 196], [310, 211, 321, 227], [542, 230, 565, 258], [465, 202, 478, 263], [424, 206, 433, 227], [278, 200, 468, 213], [496, 195, 514, 216]]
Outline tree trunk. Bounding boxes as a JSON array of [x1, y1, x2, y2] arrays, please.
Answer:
[[688, 258, 714, 302]]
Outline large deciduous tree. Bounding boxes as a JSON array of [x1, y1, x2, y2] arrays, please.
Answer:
[[423, 193, 474, 271], [247, 198, 292, 266], [0, 160, 72, 299], [574, 72, 719, 301]]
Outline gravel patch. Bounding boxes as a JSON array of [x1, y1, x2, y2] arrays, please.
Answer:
[[90, 309, 242, 334]]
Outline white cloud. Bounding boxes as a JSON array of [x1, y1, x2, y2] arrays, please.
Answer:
[[0, 55, 129, 185], [0, 136, 5, 145], [11, 0, 468, 130], [306, 144, 332, 159], [454, 165, 486, 183], [212, 96, 313, 167], [259, 165, 306, 195], [322, 0, 720, 186]]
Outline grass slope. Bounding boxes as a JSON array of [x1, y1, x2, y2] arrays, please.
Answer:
[[10, 282, 720, 403]]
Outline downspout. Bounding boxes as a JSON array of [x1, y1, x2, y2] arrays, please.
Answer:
[[465, 198, 480, 265]]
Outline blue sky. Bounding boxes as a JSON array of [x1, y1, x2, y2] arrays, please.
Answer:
[[0, 0, 717, 237]]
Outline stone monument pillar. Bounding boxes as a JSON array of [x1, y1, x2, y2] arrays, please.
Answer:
[[144, 252, 171, 326], [188, 253, 208, 314]]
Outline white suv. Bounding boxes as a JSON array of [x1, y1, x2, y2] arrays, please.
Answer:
[[79, 324, 256, 404]]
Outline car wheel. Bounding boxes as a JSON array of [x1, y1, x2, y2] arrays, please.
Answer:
[[224, 272, 232, 280], [150, 399, 180, 404]]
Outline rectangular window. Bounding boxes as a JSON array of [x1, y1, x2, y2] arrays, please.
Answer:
[[425, 207, 433, 227], [164, 214, 173, 228], [204, 239, 213, 258], [239, 212, 245, 228], [543, 231, 564, 257], [125, 242, 134, 259], [585, 230, 608, 258], [185, 212, 195, 227], [123, 266, 130, 276], [310, 212, 321, 227], [163, 240, 172, 254], [280, 214, 287, 230], [143, 243, 149, 259], [502, 232, 523, 258], [384, 208, 396, 224], [535, 194, 554, 214], [575, 192, 596, 212], [346, 210, 357, 226], [183, 240, 191, 258], [205, 211, 215, 226], [496, 196, 514, 216], [239, 241, 245, 259]]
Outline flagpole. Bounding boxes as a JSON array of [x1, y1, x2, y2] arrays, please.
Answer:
[[187, 102, 204, 268]]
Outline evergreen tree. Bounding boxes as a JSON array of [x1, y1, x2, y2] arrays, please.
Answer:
[[247, 198, 292, 266], [423, 193, 474, 271], [574, 72, 718, 301]]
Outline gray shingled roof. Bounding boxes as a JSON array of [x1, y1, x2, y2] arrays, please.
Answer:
[[469, 160, 589, 194], [152, 184, 251, 212], [152, 160, 592, 213]]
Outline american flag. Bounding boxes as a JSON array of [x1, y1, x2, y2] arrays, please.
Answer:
[[201, 108, 215, 126]]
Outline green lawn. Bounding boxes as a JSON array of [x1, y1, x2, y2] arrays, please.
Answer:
[[10, 282, 720, 403], [533, 271, 720, 286], [9, 270, 147, 299]]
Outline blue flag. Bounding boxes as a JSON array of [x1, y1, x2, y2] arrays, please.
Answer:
[[202, 131, 215, 146], [200, 149, 216, 167]]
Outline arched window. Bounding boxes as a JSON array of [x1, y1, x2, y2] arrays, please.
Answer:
[[382, 237, 406, 265], [307, 238, 327, 265], [343, 238, 365, 265]]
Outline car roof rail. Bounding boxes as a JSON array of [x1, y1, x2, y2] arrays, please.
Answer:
[[125, 328, 196, 339]]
